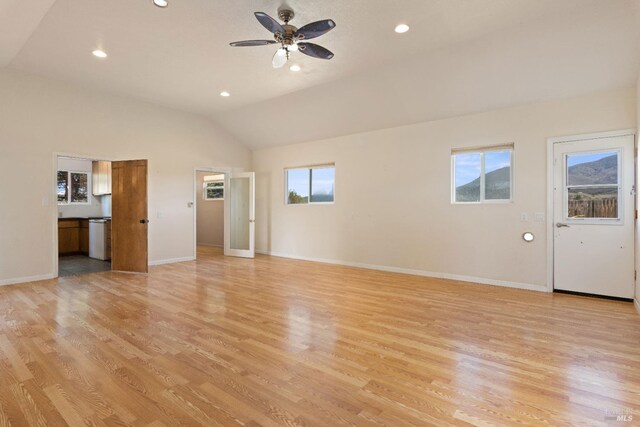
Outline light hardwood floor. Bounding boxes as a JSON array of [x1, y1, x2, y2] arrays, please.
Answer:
[[0, 246, 639, 426]]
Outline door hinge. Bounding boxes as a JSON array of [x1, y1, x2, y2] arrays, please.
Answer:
[[636, 209, 638, 220], [635, 270, 637, 281]]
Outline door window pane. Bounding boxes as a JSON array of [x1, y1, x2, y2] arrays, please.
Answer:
[[567, 187, 618, 219], [567, 152, 618, 185], [454, 153, 481, 202], [230, 177, 250, 250], [57, 171, 68, 203], [287, 169, 310, 204], [310, 167, 335, 203], [484, 150, 512, 200]]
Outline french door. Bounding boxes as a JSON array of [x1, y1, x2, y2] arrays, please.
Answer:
[[224, 172, 255, 258]]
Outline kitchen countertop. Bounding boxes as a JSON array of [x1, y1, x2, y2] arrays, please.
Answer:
[[58, 217, 112, 221]]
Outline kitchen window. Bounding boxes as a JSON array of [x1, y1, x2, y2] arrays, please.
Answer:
[[452, 145, 513, 203], [57, 171, 89, 204], [286, 165, 335, 204]]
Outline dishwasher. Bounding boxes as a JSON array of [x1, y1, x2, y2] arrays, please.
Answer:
[[89, 219, 108, 260]]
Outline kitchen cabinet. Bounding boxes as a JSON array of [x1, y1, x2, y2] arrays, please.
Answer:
[[58, 220, 80, 255], [79, 219, 89, 255], [106, 220, 112, 260], [92, 161, 112, 195]]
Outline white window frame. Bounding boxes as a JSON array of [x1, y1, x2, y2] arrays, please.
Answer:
[[57, 170, 90, 205], [285, 164, 336, 205], [562, 148, 623, 225], [203, 176, 225, 201], [451, 145, 514, 204]]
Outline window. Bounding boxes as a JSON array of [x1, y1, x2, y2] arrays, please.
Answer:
[[565, 151, 620, 220], [57, 171, 89, 204], [203, 174, 224, 200], [452, 146, 513, 203], [286, 165, 335, 204]]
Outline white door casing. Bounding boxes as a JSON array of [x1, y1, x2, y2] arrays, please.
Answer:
[[553, 134, 635, 298]]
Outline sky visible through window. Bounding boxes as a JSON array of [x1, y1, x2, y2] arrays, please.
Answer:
[[311, 168, 335, 196], [288, 169, 309, 197], [567, 152, 615, 168], [455, 150, 510, 187]]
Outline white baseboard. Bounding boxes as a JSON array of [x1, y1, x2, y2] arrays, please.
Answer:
[[634, 298, 640, 315], [256, 250, 548, 293], [0, 273, 57, 287], [149, 256, 195, 266], [197, 243, 223, 248]]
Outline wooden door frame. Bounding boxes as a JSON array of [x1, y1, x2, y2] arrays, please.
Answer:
[[193, 167, 232, 260], [52, 152, 115, 278], [545, 129, 636, 294]]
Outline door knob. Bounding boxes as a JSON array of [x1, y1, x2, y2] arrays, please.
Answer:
[[140, 219, 149, 224], [556, 222, 570, 228]]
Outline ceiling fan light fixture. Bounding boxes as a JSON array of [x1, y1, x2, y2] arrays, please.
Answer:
[[395, 24, 410, 34], [153, 0, 169, 8], [289, 64, 301, 72], [287, 43, 299, 52]]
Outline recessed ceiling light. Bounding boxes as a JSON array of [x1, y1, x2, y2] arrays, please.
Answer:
[[153, 0, 168, 7], [394, 24, 410, 34], [92, 49, 107, 58], [220, 91, 230, 97], [289, 64, 301, 72]]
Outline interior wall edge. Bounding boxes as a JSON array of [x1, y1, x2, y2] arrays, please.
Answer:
[[635, 298, 640, 315], [148, 256, 196, 266], [256, 250, 549, 293]]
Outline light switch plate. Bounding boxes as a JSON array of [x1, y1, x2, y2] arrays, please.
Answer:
[[534, 212, 545, 222], [520, 213, 529, 222]]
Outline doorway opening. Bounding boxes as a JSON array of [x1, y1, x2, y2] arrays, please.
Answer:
[[55, 155, 150, 277], [547, 130, 636, 299], [195, 170, 226, 259], [56, 156, 112, 277], [193, 167, 255, 260]]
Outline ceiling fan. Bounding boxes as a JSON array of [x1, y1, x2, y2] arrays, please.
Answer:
[[230, 8, 336, 68]]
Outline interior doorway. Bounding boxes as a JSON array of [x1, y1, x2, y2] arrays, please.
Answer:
[[54, 155, 149, 277], [195, 170, 226, 259], [548, 130, 636, 299], [193, 167, 256, 259]]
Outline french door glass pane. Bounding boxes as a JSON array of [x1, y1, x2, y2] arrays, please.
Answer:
[[454, 153, 481, 202], [230, 177, 250, 250], [567, 186, 618, 219], [310, 167, 335, 203], [484, 150, 511, 200], [567, 152, 618, 185]]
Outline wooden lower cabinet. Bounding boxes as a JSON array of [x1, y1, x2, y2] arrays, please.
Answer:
[[58, 219, 91, 256], [58, 220, 80, 255]]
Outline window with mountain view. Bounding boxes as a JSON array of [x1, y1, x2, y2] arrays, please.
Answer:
[[452, 147, 512, 203], [286, 165, 335, 204], [565, 151, 619, 219]]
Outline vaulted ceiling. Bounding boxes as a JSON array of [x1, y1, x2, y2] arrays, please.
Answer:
[[2, 0, 639, 148]]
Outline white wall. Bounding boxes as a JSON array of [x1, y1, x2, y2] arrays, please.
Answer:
[[0, 68, 250, 284], [252, 88, 636, 291], [196, 171, 224, 247], [57, 157, 105, 218]]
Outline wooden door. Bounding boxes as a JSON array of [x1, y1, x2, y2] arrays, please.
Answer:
[[112, 160, 148, 273]]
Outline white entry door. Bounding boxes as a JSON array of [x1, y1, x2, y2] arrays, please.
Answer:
[[553, 134, 635, 298], [224, 172, 255, 258]]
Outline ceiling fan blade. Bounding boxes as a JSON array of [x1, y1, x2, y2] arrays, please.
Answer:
[[230, 40, 277, 47], [255, 12, 285, 35], [294, 19, 336, 40], [298, 43, 334, 60], [272, 48, 288, 68]]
